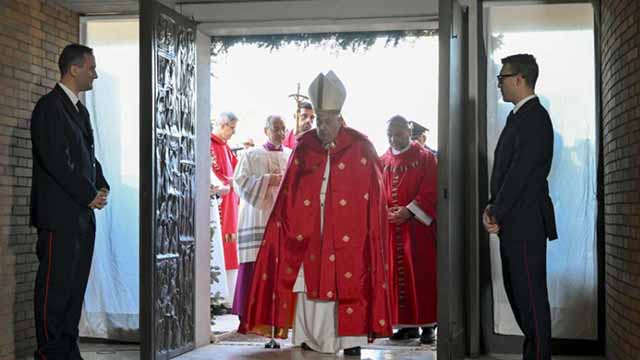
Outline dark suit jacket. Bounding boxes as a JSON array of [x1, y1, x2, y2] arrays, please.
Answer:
[[488, 97, 558, 241], [30, 84, 109, 232]]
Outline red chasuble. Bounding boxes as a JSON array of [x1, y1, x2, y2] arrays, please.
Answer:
[[211, 133, 239, 270], [380, 142, 438, 326], [239, 127, 393, 340]]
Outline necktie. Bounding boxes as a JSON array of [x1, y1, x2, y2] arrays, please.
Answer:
[[505, 110, 515, 126], [76, 101, 94, 140]]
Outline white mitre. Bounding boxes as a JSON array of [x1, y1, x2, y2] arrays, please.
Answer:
[[308, 70, 347, 112]]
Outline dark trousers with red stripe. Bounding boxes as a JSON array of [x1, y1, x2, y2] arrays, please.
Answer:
[[500, 234, 551, 360], [34, 228, 95, 360]]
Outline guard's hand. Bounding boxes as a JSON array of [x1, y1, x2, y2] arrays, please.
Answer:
[[482, 208, 500, 234], [389, 206, 412, 225], [89, 189, 108, 210]]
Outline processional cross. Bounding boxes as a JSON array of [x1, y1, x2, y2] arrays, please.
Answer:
[[288, 83, 310, 134]]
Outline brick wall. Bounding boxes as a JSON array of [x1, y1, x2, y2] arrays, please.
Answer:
[[0, 1, 78, 359], [601, 0, 640, 359]]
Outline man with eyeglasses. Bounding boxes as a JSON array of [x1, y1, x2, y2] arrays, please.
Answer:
[[483, 54, 557, 360], [283, 101, 315, 149]]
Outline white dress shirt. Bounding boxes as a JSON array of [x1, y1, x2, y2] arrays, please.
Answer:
[[513, 94, 537, 114], [58, 82, 79, 111]]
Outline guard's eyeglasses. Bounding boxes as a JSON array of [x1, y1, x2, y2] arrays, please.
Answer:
[[497, 73, 518, 83]]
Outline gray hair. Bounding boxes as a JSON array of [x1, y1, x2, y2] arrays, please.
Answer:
[[264, 115, 283, 129], [216, 112, 238, 128]]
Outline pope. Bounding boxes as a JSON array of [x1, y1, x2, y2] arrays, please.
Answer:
[[238, 71, 393, 356]]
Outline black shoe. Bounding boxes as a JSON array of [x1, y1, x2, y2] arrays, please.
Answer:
[[69, 340, 84, 360], [420, 326, 436, 345], [343, 346, 361, 356], [390, 327, 420, 340], [300, 342, 313, 351], [211, 303, 230, 316]]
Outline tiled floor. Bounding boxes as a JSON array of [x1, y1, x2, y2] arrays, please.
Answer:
[[477, 357, 603, 360], [79, 337, 435, 360], [176, 345, 434, 360], [79, 342, 139, 360], [78, 316, 604, 360], [79, 342, 605, 360]]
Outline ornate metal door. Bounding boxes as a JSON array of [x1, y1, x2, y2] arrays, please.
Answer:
[[140, 1, 197, 359]]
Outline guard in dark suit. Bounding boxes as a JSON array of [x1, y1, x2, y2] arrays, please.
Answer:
[[30, 44, 109, 360], [409, 121, 438, 157], [483, 54, 557, 360]]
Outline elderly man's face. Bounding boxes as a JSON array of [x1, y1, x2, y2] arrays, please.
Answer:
[[315, 111, 341, 145], [299, 108, 315, 132], [220, 119, 237, 141], [388, 123, 411, 151], [265, 117, 286, 145]]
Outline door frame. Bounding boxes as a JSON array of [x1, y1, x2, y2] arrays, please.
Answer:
[[438, 1, 471, 358], [132, 0, 555, 358], [139, 0, 154, 357], [474, 0, 605, 356]]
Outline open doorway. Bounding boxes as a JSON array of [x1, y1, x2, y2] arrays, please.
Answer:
[[479, 2, 602, 356], [77, 17, 141, 360], [206, 33, 440, 357]]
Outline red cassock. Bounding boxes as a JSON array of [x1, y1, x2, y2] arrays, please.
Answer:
[[380, 142, 438, 326], [282, 129, 297, 149], [211, 133, 239, 270], [239, 127, 393, 340]]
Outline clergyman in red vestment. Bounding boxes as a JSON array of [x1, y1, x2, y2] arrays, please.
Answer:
[[211, 112, 240, 305], [239, 71, 392, 356], [381, 115, 438, 344]]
